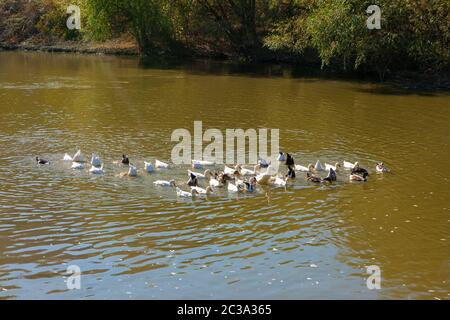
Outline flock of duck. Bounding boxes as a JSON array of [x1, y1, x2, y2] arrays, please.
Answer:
[[35, 151, 390, 198]]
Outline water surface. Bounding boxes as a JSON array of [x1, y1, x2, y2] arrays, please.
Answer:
[[0, 51, 449, 299]]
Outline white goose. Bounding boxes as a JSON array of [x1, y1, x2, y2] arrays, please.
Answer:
[[154, 180, 176, 187], [190, 186, 213, 195], [187, 169, 211, 179], [127, 165, 138, 177], [177, 187, 198, 197], [277, 152, 286, 162], [155, 159, 169, 169], [89, 165, 104, 174], [71, 162, 85, 170], [91, 154, 102, 167], [227, 182, 240, 193], [144, 161, 154, 173], [325, 162, 341, 172], [255, 166, 274, 185], [192, 159, 214, 169], [271, 176, 288, 187], [63, 153, 73, 161], [209, 176, 224, 188], [72, 150, 85, 163], [295, 163, 313, 172], [224, 165, 237, 175], [314, 160, 323, 171], [238, 165, 259, 176], [344, 161, 357, 169]]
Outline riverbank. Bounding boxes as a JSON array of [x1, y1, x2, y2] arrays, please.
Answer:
[[0, 35, 138, 56]]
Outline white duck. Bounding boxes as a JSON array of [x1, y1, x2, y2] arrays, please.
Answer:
[[127, 165, 138, 177], [314, 160, 323, 171], [277, 152, 286, 162], [89, 165, 104, 174], [187, 169, 211, 179], [154, 180, 176, 187], [227, 182, 240, 193], [72, 150, 85, 163], [325, 162, 341, 172], [155, 159, 169, 169], [63, 153, 73, 161], [295, 163, 314, 172], [190, 186, 214, 195], [271, 176, 288, 187], [177, 187, 198, 197], [344, 161, 357, 169], [209, 178, 221, 188], [238, 165, 259, 176], [255, 166, 273, 185], [192, 159, 214, 169], [91, 154, 102, 167], [224, 165, 237, 175], [71, 162, 85, 170], [144, 161, 154, 173]]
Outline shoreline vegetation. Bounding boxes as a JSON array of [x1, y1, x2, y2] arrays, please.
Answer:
[[0, 0, 449, 90]]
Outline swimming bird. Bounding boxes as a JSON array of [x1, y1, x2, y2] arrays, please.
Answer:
[[190, 186, 214, 195], [36, 157, 49, 165], [154, 180, 176, 187], [271, 175, 288, 187], [89, 165, 104, 174], [192, 159, 214, 169], [91, 154, 102, 167], [255, 165, 275, 185], [187, 169, 211, 179], [227, 182, 240, 193], [177, 187, 198, 197], [325, 162, 341, 172], [323, 168, 337, 183], [72, 150, 85, 163], [306, 172, 322, 183], [121, 165, 138, 177], [314, 160, 323, 171], [258, 157, 270, 168], [187, 173, 199, 187], [351, 162, 369, 176], [349, 172, 368, 182], [295, 163, 314, 172], [286, 153, 295, 167], [155, 159, 169, 169], [224, 165, 236, 175], [277, 152, 286, 162], [236, 164, 259, 176], [71, 162, 85, 170], [376, 162, 389, 173], [121, 155, 130, 165], [144, 161, 154, 173], [287, 166, 296, 179], [343, 161, 357, 169], [63, 153, 73, 161], [209, 176, 224, 188]]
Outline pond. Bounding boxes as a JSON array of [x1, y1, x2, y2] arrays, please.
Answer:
[[0, 51, 449, 299]]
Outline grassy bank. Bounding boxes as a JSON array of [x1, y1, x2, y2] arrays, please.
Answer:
[[1, 0, 449, 89]]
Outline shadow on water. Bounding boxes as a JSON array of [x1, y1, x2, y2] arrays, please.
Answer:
[[138, 56, 449, 96]]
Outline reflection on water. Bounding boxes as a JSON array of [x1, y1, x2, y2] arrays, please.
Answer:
[[0, 51, 449, 299]]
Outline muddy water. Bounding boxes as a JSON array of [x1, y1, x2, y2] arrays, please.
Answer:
[[0, 51, 449, 299]]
